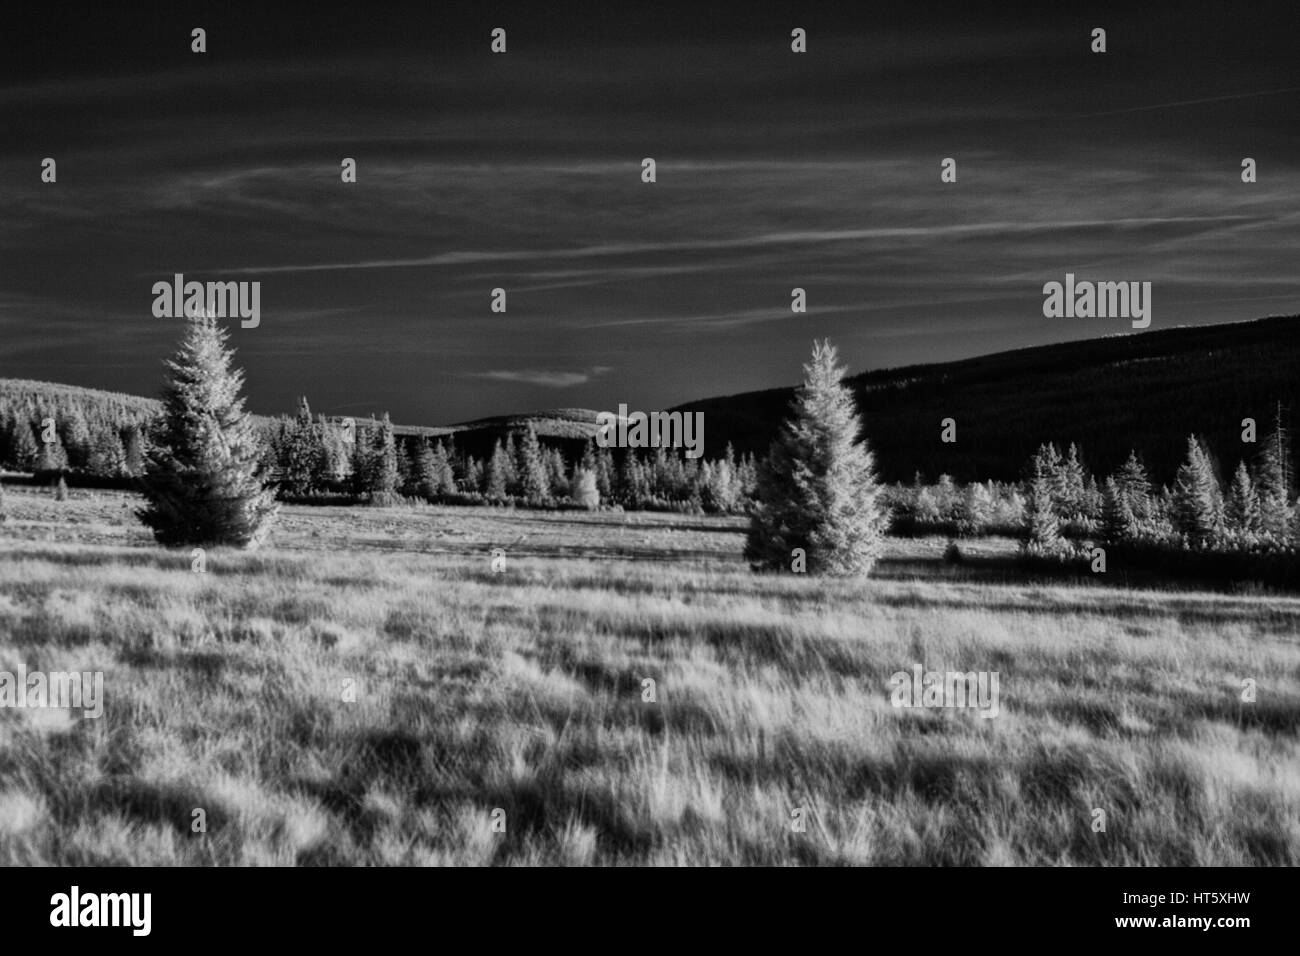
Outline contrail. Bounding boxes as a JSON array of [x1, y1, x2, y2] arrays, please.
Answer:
[[1071, 86, 1300, 118]]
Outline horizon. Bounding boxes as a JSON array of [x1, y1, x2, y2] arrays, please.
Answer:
[[4, 309, 1299, 427], [5, 310, 1296, 429]]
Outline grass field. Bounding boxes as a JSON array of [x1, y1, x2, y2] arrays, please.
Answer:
[[1, 484, 1298, 865]]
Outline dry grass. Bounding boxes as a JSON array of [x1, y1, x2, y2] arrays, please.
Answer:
[[0, 486, 1297, 865]]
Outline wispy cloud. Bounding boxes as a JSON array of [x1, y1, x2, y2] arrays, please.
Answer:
[[217, 216, 1259, 277], [469, 366, 614, 388]]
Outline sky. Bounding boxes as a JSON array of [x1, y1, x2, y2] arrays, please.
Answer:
[[2, 1, 1298, 424]]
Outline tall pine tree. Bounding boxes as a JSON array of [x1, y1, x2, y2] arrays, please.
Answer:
[[517, 425, 550, 503], [1171, 435, 1223, 549], [1255, 402, 1293, 544], [137, 315, 279, 547], [745, 340, 888, 575], [366, 413, 400, 503], [1225, 459, 1262, 541]]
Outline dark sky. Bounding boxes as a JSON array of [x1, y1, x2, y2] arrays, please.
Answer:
[[2, 1, 1298, 424]]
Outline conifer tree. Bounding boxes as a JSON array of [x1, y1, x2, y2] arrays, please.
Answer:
[[8, 418, 40, 471], [702, 455, 738, 513], [745, 339, 888, 575], [1255, 403, 1293, 544], [957, 481, 993, 537], [546, 447, 568, 496], [1060, 443, 1087, 516], [417, 440, 456, 499], [485, 440, 510, 500], [61, 408, 92, 471], [366, 413, 400, 502], [1225, 460, 1262, 540], [1115, 450, 1151, 519], [1023, 476, 1062, 553], [36, 429, 69, 474], [592, 442, 614, 500], [281, 396, 325, 497], [1023, 444, 1064, 553], [395, 441, 415, 495], [349, 426, 373, 497], [463, 456, 484, 495], [1082, 474, 1103, 520], [517, 425, 550, 503], [1171, 435, 1223, 548], [87, 425, 127, 478], [1101, 475, 1136, 543], [137, 315, 279, 548], [503, 433, 522, 496]]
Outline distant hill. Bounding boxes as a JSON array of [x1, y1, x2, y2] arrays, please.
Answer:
[[0, 379, 160, 425], [672, 314, 1300, 484], [6, 314, 1298, 483]]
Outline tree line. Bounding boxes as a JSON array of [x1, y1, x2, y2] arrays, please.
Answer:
[[4, 316, 1293, 588], [264, 397, 757, 514]]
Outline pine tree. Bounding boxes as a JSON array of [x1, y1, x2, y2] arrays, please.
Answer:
[[702, 455, 737, 513], [281, 396, 325, 497], [546, 447, 568, 496], [517, 425, 550, 503], [61, 408, 92, 471], [136, 315, 279, 548], [1255, 403, 1293, 544], [36, 430, 68, 474], [349, 427, 373, 497], [87, 425, 127, 478], [503, 433, 522, 496], [913, 486, 942, 525], [1028, 443, 1064, 512], [1101, 475, 1136, 543], [366, 413, 400, 503], [745, 340, 888, 575], [485, 440, 510, 500], [1225, 460, 1262, 541], [463, 456, 484, 495], [1115, 450, 1150, 514], [4, 418, 37, 470], [414, 441, 434, 499], [736, 453, 758, 499], [957, 481, 993, 537], [1171, 435, 1222, 549], [1060, 443, 1087, 517], [1023, 475, 1063, 554], [934, 474, 959, 522], [593, 443, 614, 500], [314, 416, 344, 482], [417, 440, 457, 499], [9, 419, 40, 471], [1023, 444, 1064, 553], [395, 442, 415, 496], [0, 475, 7, 525], [1081, 474, 1103, 521]]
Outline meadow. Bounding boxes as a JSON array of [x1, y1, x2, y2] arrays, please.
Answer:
[[1, 484, 1297, 865]]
